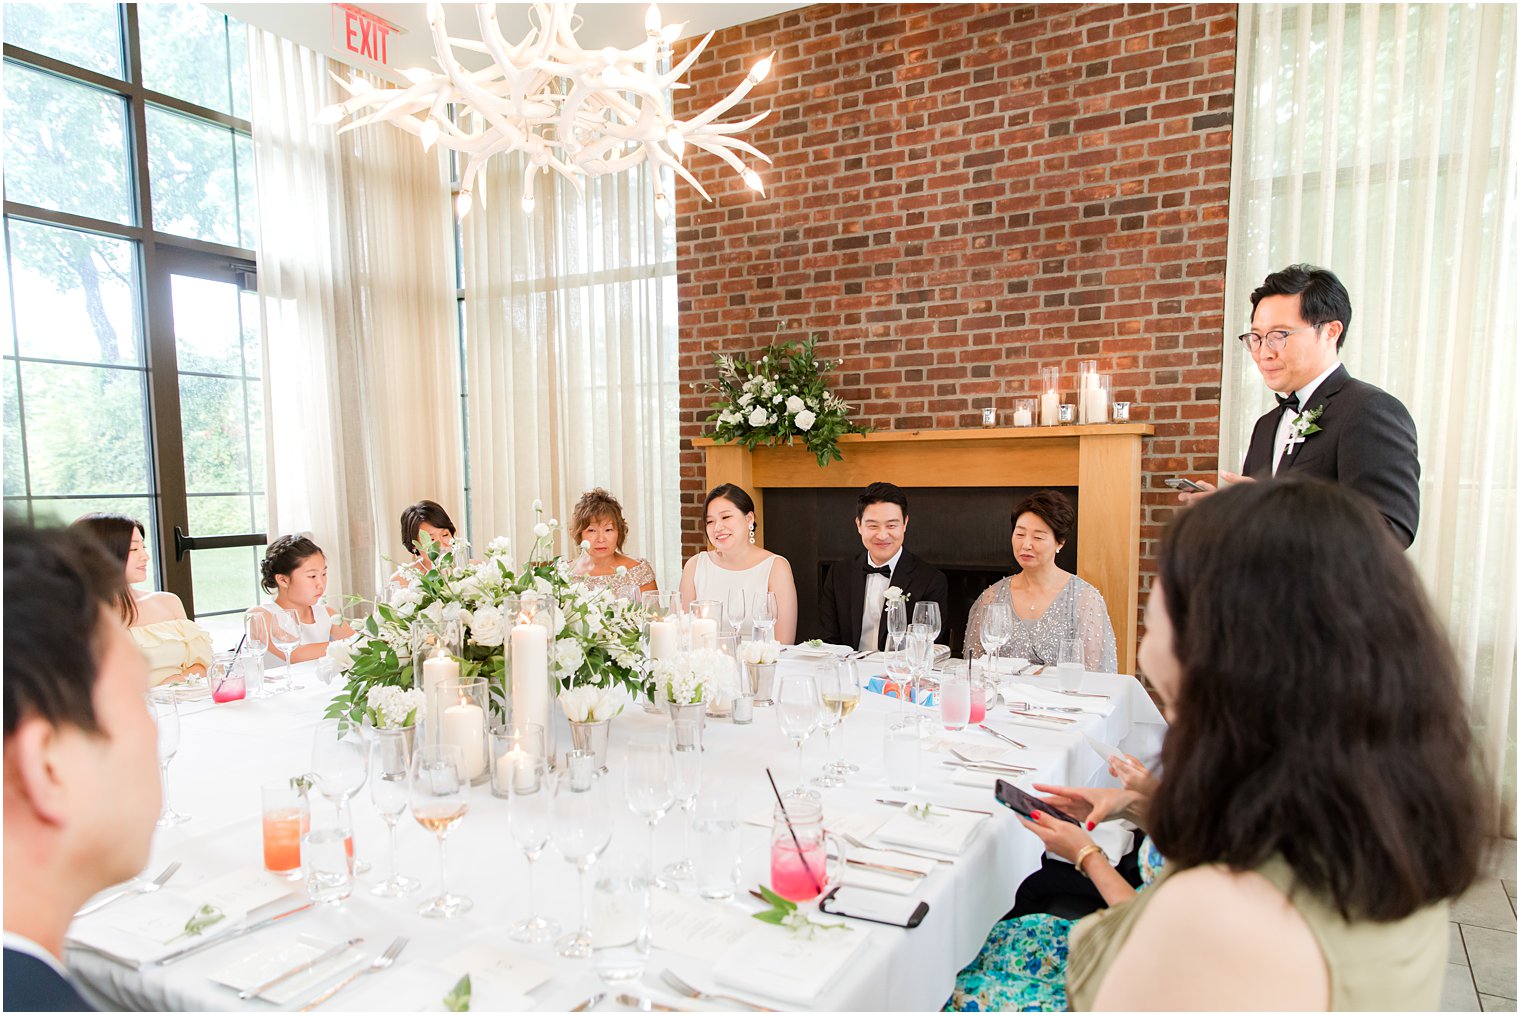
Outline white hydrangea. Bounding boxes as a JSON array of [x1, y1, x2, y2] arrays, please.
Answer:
[[366, 684, 427, 729], [470, 604, 506, 647], [795, 409, 817, 431], [652, 648, 740, 705]]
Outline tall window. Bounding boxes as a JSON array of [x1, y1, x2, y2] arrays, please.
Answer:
[[3, 3, 263, 618]]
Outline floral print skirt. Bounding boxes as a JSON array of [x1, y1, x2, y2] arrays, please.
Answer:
[[943, 913, 1072, 1012]]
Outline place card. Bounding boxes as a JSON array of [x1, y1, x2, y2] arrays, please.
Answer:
[[649, 892, 753, 963], [208, 934, 365, 1004], [433, 944, 559, 996], [875, 806, 986, 856], [713, 919, 869, 1005], [68, 889, 241, 967]]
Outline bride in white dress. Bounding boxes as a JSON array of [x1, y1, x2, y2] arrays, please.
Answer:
[[678, 484, 798, 644]]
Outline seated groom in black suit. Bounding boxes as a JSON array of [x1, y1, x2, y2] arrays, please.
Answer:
[[1181, 264, 1420, 547], [4, 522, 163, 1011], [817, 482, 949, 650]]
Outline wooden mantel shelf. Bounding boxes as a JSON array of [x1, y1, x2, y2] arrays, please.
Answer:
[[695, 424, 1154, 673]]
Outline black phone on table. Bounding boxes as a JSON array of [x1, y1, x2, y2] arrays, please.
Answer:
[[818, 886, 929, 929], [994, 778, 1082, 826]]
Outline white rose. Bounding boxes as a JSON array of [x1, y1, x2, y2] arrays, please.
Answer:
[[739, 392, 753, 407], [771, 393, 782, 403], [552, 637, 585, 676], [795, 409, 817, 431], [748, 406, 769, 428], [785, 394, 804, 414], [324, 638, 355, 671], [469, 604, 505, 647], [441, 602, 465, 624]]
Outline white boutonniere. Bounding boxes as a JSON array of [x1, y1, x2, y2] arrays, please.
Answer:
[[1284, 405, 1325, 455], [883, 586, 908, 603]]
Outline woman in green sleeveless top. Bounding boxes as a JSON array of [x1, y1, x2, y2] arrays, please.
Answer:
[[1060, 480, 1486, 1010]]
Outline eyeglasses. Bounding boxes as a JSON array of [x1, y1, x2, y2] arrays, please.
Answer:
[[1236, 325, 1319, 353]]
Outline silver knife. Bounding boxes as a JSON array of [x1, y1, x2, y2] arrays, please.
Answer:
[[155, 900, 314, 966], [238, 936, 362, 1000], [977, 724, 1027, 750], [570, 992, 607, 1011], [875, 798, 995, 817]]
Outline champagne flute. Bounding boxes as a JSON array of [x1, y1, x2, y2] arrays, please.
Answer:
[[884, 629, 912, 718], [625, 734, 675, 890], [243, 608, 272, 698], [148, 688, 188, 826], [820, 659, 862, 779], [552, 752, 612, 958], [505, 751, 560, 942], [886, 598, 908, 641], [724, 588, 748, 639], [410, 745, 472, 918], [775, 668, 820, 796], [981, 600, 1015, 688], [369, 733, 420, 896], [812, 660, 845, 788], [906, 622, 934, 727], [664, 721, 702, 880], [266, 607, 301, 692]]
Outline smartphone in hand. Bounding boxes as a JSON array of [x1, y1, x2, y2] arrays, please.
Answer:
[[994, 778, 1082, 826], [1164, 477, 1206, 493]]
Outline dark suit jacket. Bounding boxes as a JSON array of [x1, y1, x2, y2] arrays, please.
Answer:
[[4, 946, 94, 1012], [817, 548, 949, 650], [1240, 364, 1420, 547]]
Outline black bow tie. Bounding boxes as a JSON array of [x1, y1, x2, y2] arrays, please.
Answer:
[[1276, 392, 1300, 413], [863, 563, 891, 578]]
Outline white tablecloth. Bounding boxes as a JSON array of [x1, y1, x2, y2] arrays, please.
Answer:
[[67, 659, 1164, 1012]]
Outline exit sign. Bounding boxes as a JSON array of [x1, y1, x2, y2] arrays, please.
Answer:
[[332, 4, 395, 67]]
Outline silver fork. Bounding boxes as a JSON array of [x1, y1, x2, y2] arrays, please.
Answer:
[[661, 969, 776, 1011], [298, 936, 408, 1011], [75, 861, 182, 918], [1006, 700, 1085, 714]]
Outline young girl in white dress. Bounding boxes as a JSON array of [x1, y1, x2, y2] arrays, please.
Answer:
[[257, 534, 355, 666]]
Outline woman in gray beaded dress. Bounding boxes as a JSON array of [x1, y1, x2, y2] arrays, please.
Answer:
[[964, 490, 1118, 673], [569, 488, 659, 600]]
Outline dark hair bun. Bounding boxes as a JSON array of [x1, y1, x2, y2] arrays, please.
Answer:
[[261, 534, 324, 593]]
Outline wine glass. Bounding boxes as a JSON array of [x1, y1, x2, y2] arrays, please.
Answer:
[[752, 591, 778, 627], [266, 608, 301, 692], [625, 734, 675, 890], [906, 622, 934, 726], [775, 668, 820, 796], [980, 600, 1015, 687], [819, 659, 862, 779], [243, 609, 272, 698], [148, 688, 188, 826], [410, 744, 472, 918], [312, 720, 369, 874], [369, 734, 420, 897], [552, 752, 613, 958], [885, 598, 908, 641], [505, 750, 560, 942], [884, 629, 912, 717], [912, 601, 942, 646], [664, 721, 702, 880], [723, 588, 748, 639], [812, 660, 845, 788]]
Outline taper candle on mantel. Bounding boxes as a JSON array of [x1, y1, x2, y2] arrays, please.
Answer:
[[1040, 366, 1061, 426]]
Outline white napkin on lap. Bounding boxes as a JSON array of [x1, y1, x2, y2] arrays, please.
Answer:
[[875, 806, 986, 856], [713, 922, 870, 1005], [842, 866, 920, 895]]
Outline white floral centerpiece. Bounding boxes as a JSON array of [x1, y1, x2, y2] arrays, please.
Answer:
[[738, 639, 780, 666], [366, 685, 426, 729], [705, 336, 868, 467], [651, 648, 741, 706]]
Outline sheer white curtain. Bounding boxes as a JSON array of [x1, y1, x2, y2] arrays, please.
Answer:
[[248, 30, 463, 606], [460, 156, 681, 588], [1222, 3, 1517, 834]]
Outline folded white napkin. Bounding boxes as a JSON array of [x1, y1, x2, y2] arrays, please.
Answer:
[[841, 865, 920, 895], [208, 935, 366, 1004], [714, 921, 870, 1005], [782, 642, 854, 659], [875, 805, 986, 856], [950, 771, 999, 790]]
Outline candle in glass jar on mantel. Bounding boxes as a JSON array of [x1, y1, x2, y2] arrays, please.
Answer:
[[1040, 366, 1061, 426]]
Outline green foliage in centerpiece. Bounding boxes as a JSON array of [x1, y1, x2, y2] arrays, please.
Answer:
[[705, 336, 869, 466], [324, 505, 649, 728]]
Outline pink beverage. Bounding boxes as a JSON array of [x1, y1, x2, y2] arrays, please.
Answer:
[[770, 837, 828, 901], [941, 678, 972, 731], [212, 674, 245, 703], [969, 683, 987, 724]]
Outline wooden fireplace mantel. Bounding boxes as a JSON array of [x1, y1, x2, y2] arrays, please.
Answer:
[[693, 424, 1154, 673]]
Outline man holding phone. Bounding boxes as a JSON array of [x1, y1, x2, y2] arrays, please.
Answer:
[[1177, 264, 1420, 548]]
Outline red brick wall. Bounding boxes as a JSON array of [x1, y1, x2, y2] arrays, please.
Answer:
[[674, 3, 1236, 642]]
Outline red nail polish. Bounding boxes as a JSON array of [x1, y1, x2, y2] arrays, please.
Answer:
[[1030, 810, 1042, 821], [1086, 821, 1095, 831]]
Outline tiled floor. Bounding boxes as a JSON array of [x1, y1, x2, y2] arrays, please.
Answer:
[[1444, 838, 1517, 1012]]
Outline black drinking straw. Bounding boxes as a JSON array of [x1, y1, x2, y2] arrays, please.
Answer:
[[764, 767, 823, 896], [232, 633, 247, 656]]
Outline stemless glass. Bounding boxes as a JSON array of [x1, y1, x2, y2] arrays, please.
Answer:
[[775, 668, 820, 796], [552, 752, 613, 958], [940, 659, 972, 731], [148, 687, 188, 826], [664, 721, 702, 880], [505, 753, 560, 942], [410, 745, 472, 918], [243, 608, 273, 698], [624, 735, 675, 890], [980, 601, 1014, 686], [820, 659, 862, 779], [369, 732, 420, 897], [266, 607, 302, 691], [1057, 636, 1085, 691], [591, 862, 651, 986]]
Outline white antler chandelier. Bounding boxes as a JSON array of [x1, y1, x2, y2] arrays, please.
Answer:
[[318, 3, 774, 219]]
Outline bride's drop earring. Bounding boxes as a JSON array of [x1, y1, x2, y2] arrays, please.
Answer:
[[748, 523, 756, 545]]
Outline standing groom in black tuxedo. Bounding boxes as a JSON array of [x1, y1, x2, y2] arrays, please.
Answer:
[[1181, 264, 1420, 547], [817, 482, 949, 650]]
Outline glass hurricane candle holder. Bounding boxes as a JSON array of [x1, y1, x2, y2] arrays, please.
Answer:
[[1013, 398, 1036, 427], [1040, 366, 1061, 426], [438, 678, 490, 786], [413, 619, 462, 748]]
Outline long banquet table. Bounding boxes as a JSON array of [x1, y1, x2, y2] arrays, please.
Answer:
[[68, 656, 1165, 1012]]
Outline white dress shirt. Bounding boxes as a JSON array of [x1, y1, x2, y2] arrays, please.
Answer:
[[1272, 360, 1340, 474], [858, 546, 904, 652]]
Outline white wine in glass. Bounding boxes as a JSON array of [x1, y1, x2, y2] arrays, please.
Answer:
[[410, 745, 472, 918]]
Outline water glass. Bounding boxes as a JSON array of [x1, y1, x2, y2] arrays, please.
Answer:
[[1057, 637, 1085, 691], [591, 864, 651, 984], [624, 735, 675, 890], [552, 752, 613, 958], [149, 688, 188, 826], [940, 660, 972, 731], [302, 804, 354, 904], [505, 749, 559, 942], [912, 600, 942, 644], [243, 610, 273, 699], [261, 779, 310, 877], [883, 717, 921, 791], [664, 722, 702, 880], [369, 730, 420, 897], [692, 796, 742, 901], [775, 668, 820, 796]]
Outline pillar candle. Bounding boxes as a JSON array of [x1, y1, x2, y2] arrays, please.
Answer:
[[1040, 391, 1059, 426], [690, 618, 718, 651], [1012, 408, 1032, 427], [649, 619, 678, 660], [421, 654, 459, 743], [510, 622, 550, 741], [495, 746, 536, 793], [442, 696, 486, 780]]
